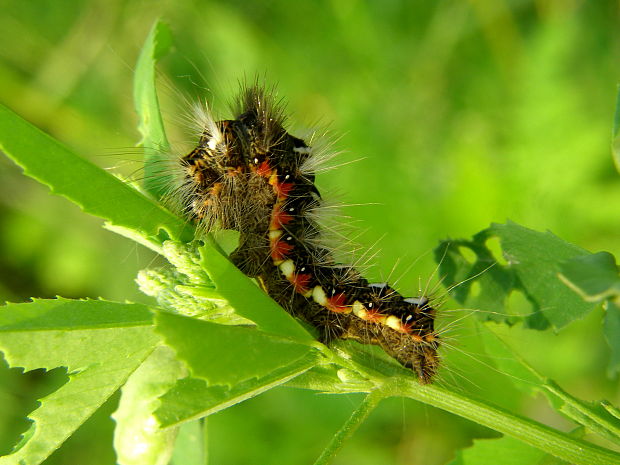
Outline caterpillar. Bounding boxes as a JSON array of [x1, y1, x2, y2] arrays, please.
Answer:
[[176, 85, 440, 384]]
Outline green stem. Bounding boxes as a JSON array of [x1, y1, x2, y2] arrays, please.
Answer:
[[387, 378, 620, 465], [313, 390, 384, 465]]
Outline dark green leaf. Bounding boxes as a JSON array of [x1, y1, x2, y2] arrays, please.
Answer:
[[489, 221, 595, 329], [437, 221, 598, 330], [604, 302, 620, 377], [558, 252, 620, 302]]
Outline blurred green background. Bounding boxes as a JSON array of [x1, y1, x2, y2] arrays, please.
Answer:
[[1, 1, 619, 464]]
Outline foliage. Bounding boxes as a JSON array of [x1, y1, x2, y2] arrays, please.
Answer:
[[1, 4, 620, 465]]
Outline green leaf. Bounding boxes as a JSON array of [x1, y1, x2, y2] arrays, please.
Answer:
[[0, 298, 153, 333], [155, 311, 318, 386], [112, 345, 185, 465], [134, 19, 174, 200], [558, 253, 620, 376], [553, 251, 620, 377], [447, 435, 547, 465], [558, 252, 620, 302], [490, 221, 596, 329], [0, 103, 194, 249], [0, 299, 160, 465], [435, 236, 516, 320], [155, 352, 320, 428], [199, 240, 315, 343], [437, 221, 598, 330], [604, 301, 620, 377]]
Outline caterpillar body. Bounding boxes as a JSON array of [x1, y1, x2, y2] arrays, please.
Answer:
[[178, 86, 440, 383]]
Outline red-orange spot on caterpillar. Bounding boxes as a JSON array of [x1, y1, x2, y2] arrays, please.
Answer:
[[255, 160, 271, 177], [364, 309, 386, 323], [400, 323, 413, 334], [270, 237, 294, 262], [326, 293, 349, 313], [269, 174, 294, 198], [275, 182, 294, 198], [292, 272, 312, 294], [270, 206, 294, 229]]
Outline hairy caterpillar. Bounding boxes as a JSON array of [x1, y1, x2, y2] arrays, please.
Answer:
[[175, 85, 440, 383]]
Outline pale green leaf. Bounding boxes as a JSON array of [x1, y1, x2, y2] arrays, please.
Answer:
[[170, 420, 207, 465], [0, 299, 160, 465], [112, 345, 185, 465]]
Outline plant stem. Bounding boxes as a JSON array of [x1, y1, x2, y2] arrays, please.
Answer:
[[388, 378, 620, 465], [313, 390, 384, 465]]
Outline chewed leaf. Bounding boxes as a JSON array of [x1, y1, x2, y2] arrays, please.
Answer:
[[134, 19, 174, 200], [0, 103, 193, 249], [0, 299, 160, 465], [489, 221, 597, 329], [155, 311, 318, 387], [437, 221, 598, 330], [435, 235, 515, 320]]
